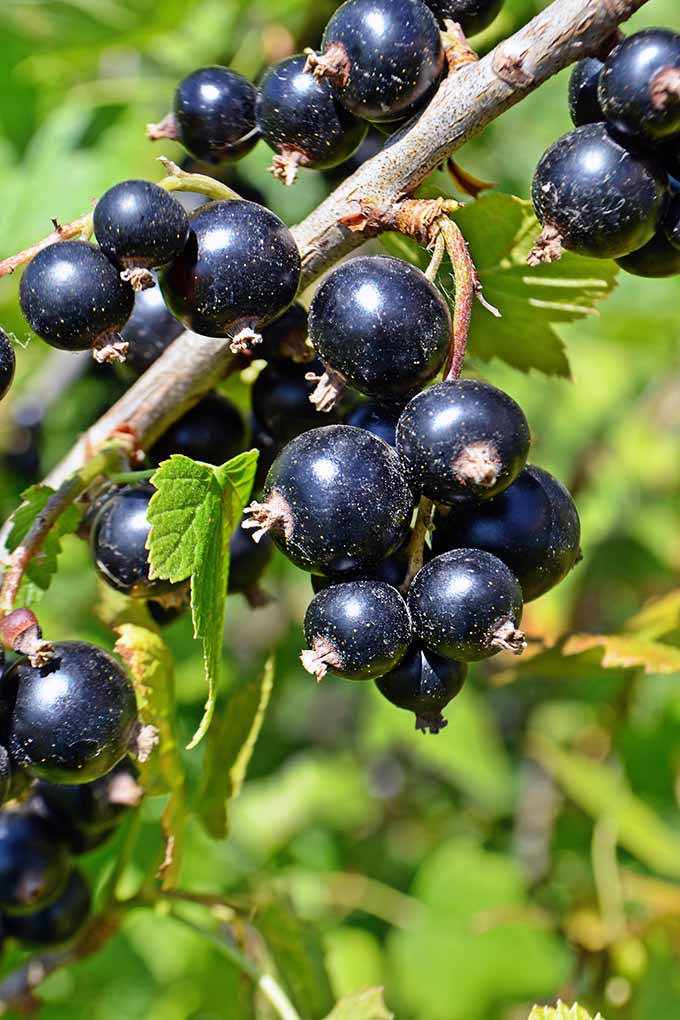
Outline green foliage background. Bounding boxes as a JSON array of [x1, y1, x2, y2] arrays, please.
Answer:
[[1, 0, 680, 1017]]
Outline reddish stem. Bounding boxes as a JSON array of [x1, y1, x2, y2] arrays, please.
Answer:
[[0, 213, 93, 278], [439, 218, 476, 381]]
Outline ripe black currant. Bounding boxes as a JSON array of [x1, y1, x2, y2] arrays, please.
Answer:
[[302, 580, 412, 681], [616, 230, 680, 277], [344, 400, 401, 447], [532, 124, 667, 259], [408, 549, 525, 661], [244, 425, 414, 575], [308, 256, 451, 400], [93, 180, 189, 272], [599, 29, 680, 141], [423, 0, 502, 35], [0, 811, 70, 914], [5, 868, 90, 946], [308, 0, 444, 124], [375, 645, 466, 733], [121, 280, 183, 375], [311, 537, 417, 593], [432, 465, 581, 601], [228, 515, 273, 601], [396, 379, 530, 504], [257, 55, 367, 184], [568, 57, 605, 126], [174, 66, 259, 163], [0, 329, 15, 403], [251, 359, 340, 444], [257, 303, 311, 363], [32, 759, 138, 846], [250, 413, 280, 490], [150, 391, 245, 466], [91, 484, 178, 599], [8, 641, 137, 784], [19, 241, 134, 355], [160, 200, 301, 346]]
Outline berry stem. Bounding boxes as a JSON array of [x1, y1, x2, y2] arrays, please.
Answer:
[[439, 217, 476, 380], [402, 496, 434, 592], [107, 468, 156, 484], [425, 231, 446, 282], [156, 156, 242, 202], [0, 212, 94, 278]]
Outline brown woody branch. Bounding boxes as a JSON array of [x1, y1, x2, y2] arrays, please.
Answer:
[[44, 0, 648, 487]]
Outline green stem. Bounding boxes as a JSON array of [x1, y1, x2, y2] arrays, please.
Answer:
[[108, 469, 156, 484], [100, 808, 143, 906], [169, 911, 302, 1020], [401, 496, 434, 592], [157, 157, 241, 202]]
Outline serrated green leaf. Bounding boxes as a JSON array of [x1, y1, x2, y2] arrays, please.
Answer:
[[196, 656, 275, 839], [323, 988, 393, 1020], [256, 895, 335, 1020], [146, 450, 259, 749], [528, 1000, 604, 1020], [532, 735, 680, 879], [381, 193, 618, 377], [114, 621, 187, 889], [562, 633, 680, 674], [5, 484, 83, 607]]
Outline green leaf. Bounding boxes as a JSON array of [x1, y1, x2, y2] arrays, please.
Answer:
[[196, 656, 275, 839], [5, 484, 83, 607], [381, 193, 619, 377], [256, 895, 335, 1020], [323, 988, 393, 1020], [532, 735, 680, 879], [528, 1001, 604, 1020], [146, 450, 259, 749], [624, 588, 680, 641], [562, 633, 680, 675], [114, 621, 187, 889]]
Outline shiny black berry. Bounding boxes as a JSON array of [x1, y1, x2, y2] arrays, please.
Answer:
[[228, 515, 273, 599], [93, 180, 189, 270], [174, 66, 258, 163], [19, 241, 134, 353], [302, 580, 412, 680], [257, 55, 367, 183], [344, 400, 401, 447], [5, 868, 90, 946], [0, 330, 15, 402], [432, 465, 581, 601], [423, 0, 502, 34], [396, 379, 530, 504], [8, 641, 137, 784], [599, 29, 680, 141], [32, 759, 138, 846], [532, 124, 667, 259], [251, 359, 338, 444], [150, 392, 245, 466], [616, 229, 680, 277], [0, 811, 70, 914], [258, 303, 310, 363], [244, 425, 414, 575], [568, 57, 605, 126], [375, 645, 466, 733], [312, 0, 444, 123], [309, 256, 451, 400], [91, 485, 177, 599], [121, 280, 183, 375], [160, 200, 301, 342], [311, 537, 416, 593], [408, 549, 525, 661]]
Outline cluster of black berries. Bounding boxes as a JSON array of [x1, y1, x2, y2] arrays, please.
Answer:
[[0, 759, 137, 951], [533, 28, 680, 278], [241, 254, 581, 735]]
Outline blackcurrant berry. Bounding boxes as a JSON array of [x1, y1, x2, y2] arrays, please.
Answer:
[[532, 124, 667, 259], [19, 241, 134, 355], [309, 0, 444, 124], [244, 425, 414, 575], [147, 600, 187, 627], [599, 29, 680, 141], [257, 54, 367, 184], [93, 180, 189, 271], [408, 549, 525, 661], [32, 759, 138, 845], [0, 329, 15, 403], [423, 0, 502, 35], [302, 580, 412, 680], [344, 400, 401, 447], [150, 391, 245, 466], [323, 128, 385, 184], [249, 413, 280, 490], [568, 57, 605, 126], [5, 868, 90, 946], [0, 811, 70, 914], [121, 280, 184, 375], [396, 379, 530, 504], [616, 229, 680, 276], [91, 485, 178, 599], [308, 256, 451, 400], [432, 465, 581, 601], [160, 200, 301, 345], [228, 515, 273, 599], [251, 359, 339, 444], [8, 642, 136, 784], [311, 538, 421, 593], [174, 66, 259, 164], [375, 645, 466, 733], [257, 303, 311, 363]]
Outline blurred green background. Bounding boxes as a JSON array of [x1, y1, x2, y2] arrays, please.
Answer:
[[2, 0, 680, 1018]]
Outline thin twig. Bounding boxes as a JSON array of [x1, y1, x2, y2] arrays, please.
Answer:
[[425, 231, 446, 282], [439, 217, 476, 381], [402, 496, 434, 592], [0, 213, 94, 278]]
